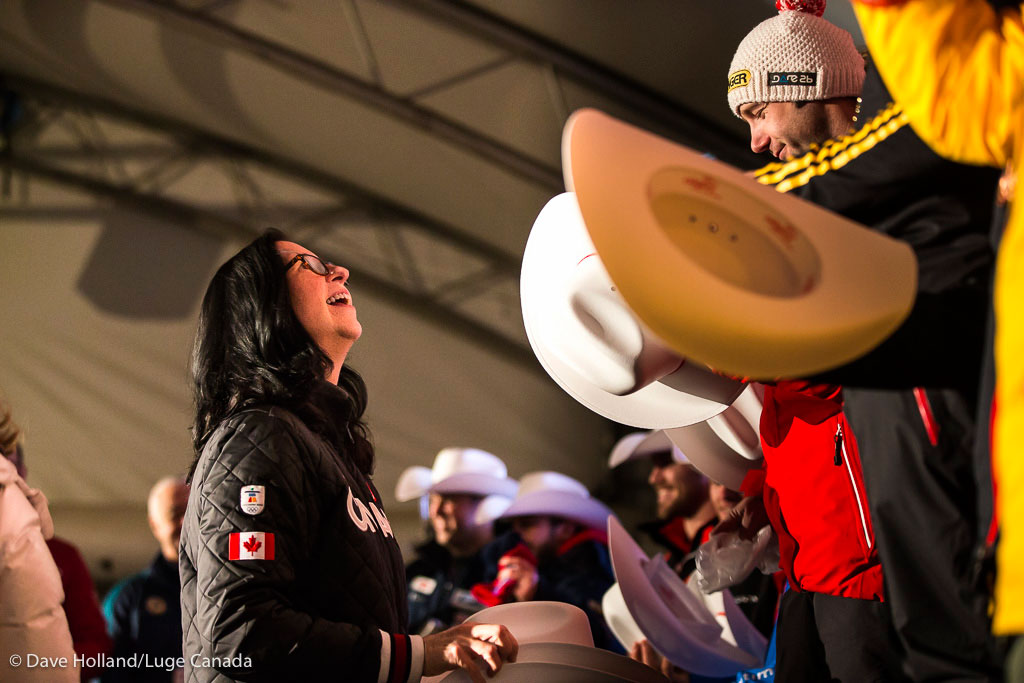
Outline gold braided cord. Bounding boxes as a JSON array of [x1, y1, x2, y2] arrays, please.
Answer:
[[752, 101, 906, 188]]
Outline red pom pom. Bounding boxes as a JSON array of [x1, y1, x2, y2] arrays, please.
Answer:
[[776, 0, 826, 16]]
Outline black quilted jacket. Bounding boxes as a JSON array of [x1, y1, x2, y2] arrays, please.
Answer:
[[180, 391, 409, 682]]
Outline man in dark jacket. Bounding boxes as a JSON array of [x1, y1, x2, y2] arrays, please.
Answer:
[[103, 477, 188, 683], [395, 448, 519, 635], [728, 2, 1001, 680], [608, 431, 717, 578], [486, 471, 618, 651]]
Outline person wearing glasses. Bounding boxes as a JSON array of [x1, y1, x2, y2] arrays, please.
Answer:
[[180, 229, 517, 683]]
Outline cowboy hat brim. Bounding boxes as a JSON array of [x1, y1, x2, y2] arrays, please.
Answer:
[[430, 473, 519, 500], [607, 430, 688, 469], [564, 108, 917, 379], [607, 516, 763, 676], [496, 489, 612, 531], [521, 192, 745, 428]]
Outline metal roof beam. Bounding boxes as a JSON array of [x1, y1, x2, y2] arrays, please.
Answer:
[[391, 0, 754, 167], [2, 152, 539, 369], [93, 0, 564, 190], [4, 73, 520, 276]]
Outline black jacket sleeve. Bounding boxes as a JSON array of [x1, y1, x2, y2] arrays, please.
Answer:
[[812, 284, 988, 396]]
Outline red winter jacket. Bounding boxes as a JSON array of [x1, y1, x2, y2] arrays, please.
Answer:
[[756, 380, 885, 600]]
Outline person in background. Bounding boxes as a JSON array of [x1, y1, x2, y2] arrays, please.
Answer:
[[47, 532, 112, 682], [610, 431, 779, 682], [707, 481, 781, 638], [0, 398, 78, 682], [482, 471, 618, 651], [608, 431, 717, 578], [3, 407, 112, 681], [180, 229, 516, 683], [397, 448, 519, 635], [102, 476, 188, 682]]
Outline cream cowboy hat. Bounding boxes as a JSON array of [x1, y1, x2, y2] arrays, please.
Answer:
[[609, 384, 764, 491], [606, 516, 766, 677], [521, 191, 746, 429], [487, 471, 613, 532], [424, 602, 665, 683], [563, 108, 917, 379], [395, 448, 519, 520]]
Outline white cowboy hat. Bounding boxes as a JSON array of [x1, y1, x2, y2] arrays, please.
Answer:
[[521, 191, 746, 429], [394, 447, 519, 512], [608, 429, 690, 469], [563, 108, 917, 379], [489, 471, 613, 532], [602, 582, 646, 652], [608, 384, 764, 490], [606, 515, 766, 677]]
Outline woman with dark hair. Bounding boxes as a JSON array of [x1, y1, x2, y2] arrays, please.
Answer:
[[180, 230, 517, 683]]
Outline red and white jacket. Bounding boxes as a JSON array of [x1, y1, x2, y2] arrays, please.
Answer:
[[746, 380, 885, 601]]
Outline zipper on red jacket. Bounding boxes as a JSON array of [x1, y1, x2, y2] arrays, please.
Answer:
[[834, 423, 843, 466], [837, 422, 873, 551]]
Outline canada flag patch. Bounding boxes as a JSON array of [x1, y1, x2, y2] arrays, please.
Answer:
[[229, 532, 275, 560]]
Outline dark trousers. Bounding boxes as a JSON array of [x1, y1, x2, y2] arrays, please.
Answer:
[[776, 590, 908, 682], [846, 389, 1002, 682]]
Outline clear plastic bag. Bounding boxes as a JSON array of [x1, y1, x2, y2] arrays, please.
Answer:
[[694, 525, 779, 594]]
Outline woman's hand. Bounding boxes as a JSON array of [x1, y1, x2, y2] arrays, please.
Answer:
[[422, 622, 518, 683], [495, 555, 539, 603], [629, 640, 690, 682]]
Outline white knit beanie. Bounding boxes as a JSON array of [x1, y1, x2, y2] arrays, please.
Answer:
[[727, 0, 865, 117]]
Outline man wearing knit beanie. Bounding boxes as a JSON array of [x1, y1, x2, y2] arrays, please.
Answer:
[[723, 1, 1003, 681], [728, 0, 864, 160]]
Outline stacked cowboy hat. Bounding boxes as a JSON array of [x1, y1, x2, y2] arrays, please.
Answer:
[[521, 191, 746, 431], [480, 471, 613, 532], [423, 601, 668, 683], [395, 447, 518, 520], [603, 517, 768, 678], [555, 108, 917, 380], [608, 384, 764, 491], [522, 106, 916, 487]]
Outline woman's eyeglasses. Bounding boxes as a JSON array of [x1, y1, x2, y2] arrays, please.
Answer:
[[279, 251, 337, 277]]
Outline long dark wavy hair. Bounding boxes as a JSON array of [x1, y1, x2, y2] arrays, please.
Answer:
[[189, 229, 372, 479]]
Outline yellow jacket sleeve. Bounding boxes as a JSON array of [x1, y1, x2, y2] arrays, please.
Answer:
[[853, 0, 1024, 168]]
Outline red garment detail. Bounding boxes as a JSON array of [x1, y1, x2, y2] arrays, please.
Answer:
[[913, 387, 940, 447], [469, 543, 538, 607], [776, 0, 827, 17], [760, 382, 885, 600], [657, 516, 695, 555], [740, 468, 767, 498], [987, 391, 1000, 547], [387, 633, 409, 683], [469, 583, 506, 608], [46, 537, 112, 681], [557, 528, 608, 556]]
